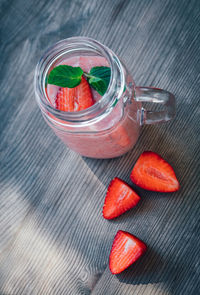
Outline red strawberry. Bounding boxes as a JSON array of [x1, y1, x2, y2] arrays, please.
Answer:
[[55, 77, 94, 112], [109, 230, 147, 274], [130, 151, 180, 192], [103, 178, 140, 219]]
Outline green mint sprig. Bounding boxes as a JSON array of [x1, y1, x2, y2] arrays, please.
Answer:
[[48, 65, 111, 96]]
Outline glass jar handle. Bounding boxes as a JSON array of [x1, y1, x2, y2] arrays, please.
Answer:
[[135, 87, 176, 125]]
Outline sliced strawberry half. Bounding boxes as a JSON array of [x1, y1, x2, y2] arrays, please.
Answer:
[[109, 230, 147, 274], [130, 151, 180, 192], [103, 178, 140, 219], [55, 77, 94, 112]]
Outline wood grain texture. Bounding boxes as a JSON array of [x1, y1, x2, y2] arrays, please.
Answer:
[[0, 0, 200, 294]]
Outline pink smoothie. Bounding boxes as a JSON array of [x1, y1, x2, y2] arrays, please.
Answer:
[[46, 56, 140, 158]]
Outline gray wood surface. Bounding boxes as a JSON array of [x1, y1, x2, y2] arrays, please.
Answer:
[[0, 0, 200, 294]]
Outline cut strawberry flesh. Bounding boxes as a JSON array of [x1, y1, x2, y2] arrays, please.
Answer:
[[109, 230, 147, 274], [103, 178, 140, 219], [55, 77, 94, 112], [130, 151, 180, 192]]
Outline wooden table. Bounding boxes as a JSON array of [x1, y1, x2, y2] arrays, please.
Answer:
[[1, 0, 199, 294]]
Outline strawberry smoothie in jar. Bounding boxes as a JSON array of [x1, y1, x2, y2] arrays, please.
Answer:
[[35, 37, 175, 159]]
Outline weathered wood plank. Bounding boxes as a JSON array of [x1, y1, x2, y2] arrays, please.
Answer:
[[0, 0, 200, 294]]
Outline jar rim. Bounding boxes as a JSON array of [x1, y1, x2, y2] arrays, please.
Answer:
[[34, 37, 125, 125]]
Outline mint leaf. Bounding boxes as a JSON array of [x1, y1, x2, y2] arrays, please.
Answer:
[[47, 64, 111, 96], [88, 66, 111, 95], [48, 65, 83, 88], [88, 77, 107, 96]]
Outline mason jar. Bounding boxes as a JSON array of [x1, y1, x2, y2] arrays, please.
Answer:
[[34, 37, 175, 159]]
